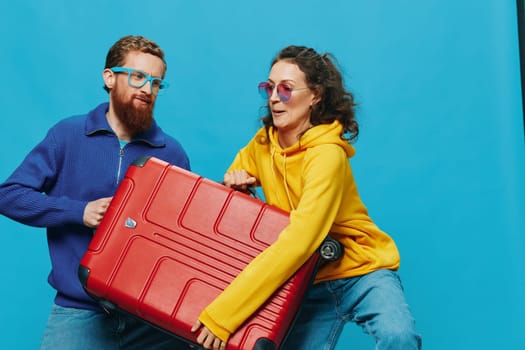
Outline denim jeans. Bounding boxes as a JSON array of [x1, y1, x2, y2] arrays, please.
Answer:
[[40, 304, 191, 349], [281, 269, 422, 350]]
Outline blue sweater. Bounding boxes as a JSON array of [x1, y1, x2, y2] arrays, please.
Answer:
[[0, 102, 190, 310]]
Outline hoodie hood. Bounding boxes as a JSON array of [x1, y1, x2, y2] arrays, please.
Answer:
[[263, 120, 355, 211], [268, 120, 356, 158]]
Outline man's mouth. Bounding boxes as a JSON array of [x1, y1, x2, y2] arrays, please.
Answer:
[[133, 95, 152, 105]]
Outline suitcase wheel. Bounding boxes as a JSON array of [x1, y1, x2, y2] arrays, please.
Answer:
[[319, 237, 343, 262], [99, 299, 117, 313], [253, 338, 276, 350]]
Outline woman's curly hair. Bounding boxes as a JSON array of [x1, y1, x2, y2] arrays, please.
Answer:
[[261, 45, 358, 143]]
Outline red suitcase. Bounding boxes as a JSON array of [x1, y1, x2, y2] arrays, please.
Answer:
[[78, 156, 320, 350]]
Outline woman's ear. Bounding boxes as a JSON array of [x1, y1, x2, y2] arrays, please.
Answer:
[[102, 69, 115, 90], [312, 96, 321, 106], [311, 89, 322, 106]]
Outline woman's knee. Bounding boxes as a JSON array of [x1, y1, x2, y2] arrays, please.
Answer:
[[376, 324, 422, 350]]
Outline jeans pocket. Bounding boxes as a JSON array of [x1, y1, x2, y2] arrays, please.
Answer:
[[51, 304, 83, 316]]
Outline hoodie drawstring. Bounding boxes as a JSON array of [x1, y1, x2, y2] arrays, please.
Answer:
[[282, 154, 296, 211], [271, 144, 296, 211]]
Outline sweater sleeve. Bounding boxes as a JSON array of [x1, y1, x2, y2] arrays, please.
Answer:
[[198, 144, 348, 342], [0, 128, 86, 227]]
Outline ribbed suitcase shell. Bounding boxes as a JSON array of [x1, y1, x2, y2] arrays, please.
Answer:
[[79, 156, 318, 350]]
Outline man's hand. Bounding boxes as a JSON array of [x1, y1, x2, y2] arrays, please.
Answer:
[[191, 320, 226, 350], [83, 197, 113, 228], [223, 169, 256, 193]]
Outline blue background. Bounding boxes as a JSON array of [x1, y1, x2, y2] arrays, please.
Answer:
[[1, 1, 524, 348]]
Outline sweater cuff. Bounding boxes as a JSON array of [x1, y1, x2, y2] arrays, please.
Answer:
[[198, 309, 232, 343], [62, 198, 88, 225]]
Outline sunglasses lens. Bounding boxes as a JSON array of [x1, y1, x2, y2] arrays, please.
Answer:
[[258, 82, 270, 99], [258, 82, 292, 102], [277, 84, 292, 102]]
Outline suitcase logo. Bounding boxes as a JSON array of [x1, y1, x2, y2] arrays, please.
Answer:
[[124, 217, 137, 229]]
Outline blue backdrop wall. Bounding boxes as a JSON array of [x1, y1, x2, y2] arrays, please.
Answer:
[[1, 1, 524, 349]]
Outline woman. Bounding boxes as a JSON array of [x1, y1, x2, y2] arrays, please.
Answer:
[[192, 45, 422, 350]]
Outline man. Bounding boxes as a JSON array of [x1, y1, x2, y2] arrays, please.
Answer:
[[0, 35, 190, 349]]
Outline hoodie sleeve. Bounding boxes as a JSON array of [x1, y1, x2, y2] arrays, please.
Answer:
[[198, 143, 348, 342], [0, 128, 86, 227], [226, 139, 260, 181]]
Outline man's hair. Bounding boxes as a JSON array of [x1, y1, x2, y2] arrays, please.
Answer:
[[103, 35, 167, 93]]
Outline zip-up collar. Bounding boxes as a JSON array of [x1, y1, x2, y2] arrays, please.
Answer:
[[84, 102, 166, 147]]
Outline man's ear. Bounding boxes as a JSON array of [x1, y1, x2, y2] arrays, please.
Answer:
[[102, 69, 115, 90]]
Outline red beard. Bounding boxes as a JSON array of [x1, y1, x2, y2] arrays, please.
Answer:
[[112, 87, 154, 136]]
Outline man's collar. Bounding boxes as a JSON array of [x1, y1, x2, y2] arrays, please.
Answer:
[[84, 102, 165, 147]]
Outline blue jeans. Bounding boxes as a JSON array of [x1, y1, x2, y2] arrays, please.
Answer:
[[281, 270, 422, 350], [40, 304, 191, 349]]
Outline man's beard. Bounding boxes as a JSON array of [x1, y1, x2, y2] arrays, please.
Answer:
[[112, 88, 154, 136]]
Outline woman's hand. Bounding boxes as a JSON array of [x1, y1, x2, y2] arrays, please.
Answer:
[[223, 169, 256, 193], [191, 320, 226, 350]]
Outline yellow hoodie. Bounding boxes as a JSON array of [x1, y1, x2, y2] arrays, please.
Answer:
[[198, 120, 400, 342]]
